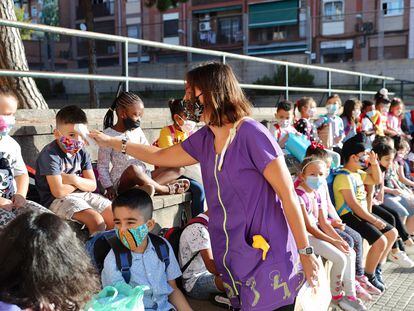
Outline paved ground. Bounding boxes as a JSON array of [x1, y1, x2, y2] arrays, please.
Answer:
[[188, 254, 414, 311]]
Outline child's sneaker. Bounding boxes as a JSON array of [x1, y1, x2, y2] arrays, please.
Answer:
[[356, 275, 381, 295], [375, 266, 386, 288], [209, 294, 233, 309], [388, 251, 414, 268], [405, 244, 414, 255], [365, 273, 385, 293], [338, 296, 367, 311], [355, 279, 372, 302]]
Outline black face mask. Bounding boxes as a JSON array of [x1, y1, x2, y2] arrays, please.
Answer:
[[182, 94, 204, 123], [124, 117, 141, 131]]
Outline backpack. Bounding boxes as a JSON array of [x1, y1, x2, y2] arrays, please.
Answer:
[[159, 216, 209, 288], [86, 230, 170, 284], [153, 125, 176, 147], [326, 168, 358, 216]]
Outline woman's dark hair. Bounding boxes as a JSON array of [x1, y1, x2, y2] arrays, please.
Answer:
[[0, 211, 100, 310], [372, 143, 395, 159], [104, 91, 144, 129], [112, 188, 154, 221], [168, 99, 185, 122], [185, 62, 251, 127], [276, 100, 293, 112], [295, 97, 315, 116], [341, 98, 361, 124], [361, 99, 374, 113], [56, 105, 87, 126]]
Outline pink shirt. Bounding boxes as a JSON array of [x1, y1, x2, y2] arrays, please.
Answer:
[[387, 114, 402, 134]]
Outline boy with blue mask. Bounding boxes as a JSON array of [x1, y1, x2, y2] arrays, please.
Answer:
[[35, 105, 113, 235], [101, 188, 192, 311]]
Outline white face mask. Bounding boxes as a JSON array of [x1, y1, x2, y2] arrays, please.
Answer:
[[0, 115, 15, 136], [352, 110, 361, 119], [180, 119, 196, 133], [308, 107, 317, 117], [276, 119, 290, 129]]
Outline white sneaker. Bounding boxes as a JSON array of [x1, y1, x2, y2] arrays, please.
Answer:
[[338, 296, 367, 311], [388, 251, 414, 268], [404, 243, 414, 255]]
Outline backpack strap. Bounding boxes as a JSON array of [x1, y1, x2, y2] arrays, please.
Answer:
[[149, 233, 170, 271], [295, 188, 309, 208], [334, 170, 357, 216], [105, 233, 132, 284]]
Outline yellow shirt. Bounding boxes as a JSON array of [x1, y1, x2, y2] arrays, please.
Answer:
[[333, 168, 367, 216], [157, 125, 188, 148]]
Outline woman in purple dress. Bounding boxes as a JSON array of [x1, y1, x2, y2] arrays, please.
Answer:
[[91, 63, 319, 311]]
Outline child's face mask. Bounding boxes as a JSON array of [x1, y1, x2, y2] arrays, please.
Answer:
[[366, 110, 376, 118], [327, 103, 339, 115], [358, 154, 369, 169], [305, 175, 324, 190], [116, 223, 149, 250], [0, 115, 15, 136], [178, 115, 196, 133], [59, 135, 84, 154], [276, 118, 291, 129], [352, 109, 361, 119]]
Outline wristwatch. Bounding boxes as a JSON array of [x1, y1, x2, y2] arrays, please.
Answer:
[[121, 137, 129, 154], [298, 246, 314, 255]]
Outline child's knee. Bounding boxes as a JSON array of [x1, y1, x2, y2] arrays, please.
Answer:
[[372, 236, 387, 251], [385, 228, 398, 242]]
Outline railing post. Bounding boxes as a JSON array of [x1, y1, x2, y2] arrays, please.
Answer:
[[285, 65, 289, 100], [359, 75, 363, 100], [382, 79, 386, 89], [327, 71, 332, 96], [222, 55, 226, 64], [400, 80, 404, 100], [124, 40, 129, 91]]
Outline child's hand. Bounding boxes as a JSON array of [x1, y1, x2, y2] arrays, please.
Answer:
[[0, 197, 14, 211], [368, 151, 378, 165], [391, 188, 403, 196], [373, 218, 387, 230], [12, 193, 26, 209], [105, 186, 117, 200], [333, 239, 350, 254], [331, 219, 346, 230], [61, 173, 78, 186]]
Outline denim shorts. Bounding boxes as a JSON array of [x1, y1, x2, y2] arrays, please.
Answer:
[[186, 272, 221, 300]]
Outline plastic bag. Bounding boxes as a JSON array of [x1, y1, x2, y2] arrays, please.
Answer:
[[85, 282, 148, 311]]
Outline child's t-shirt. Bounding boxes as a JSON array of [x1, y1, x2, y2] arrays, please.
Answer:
[[296, 185, 320, 226], [97, 127, 149, 190], [342, 117, 358, 143], [327, 115, 344, 147], [157, 125, 188, 149], [101, 237, 181, 311], [333, 169, 367, 216], [294, 118, 319, 142], [179, 214, 210, 293], [387, 114, 402, 134], [270, 123, 297, 145], [35, 141, 92, 207], [0, 135, 27, 199]]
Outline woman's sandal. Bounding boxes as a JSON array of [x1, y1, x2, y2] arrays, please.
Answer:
[[167, 178, 190, 195]]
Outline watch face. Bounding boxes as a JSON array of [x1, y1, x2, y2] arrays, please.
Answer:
[[306, 248, 313, 255]]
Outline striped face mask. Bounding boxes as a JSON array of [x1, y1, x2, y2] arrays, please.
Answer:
[[116, 223, 149, 250]]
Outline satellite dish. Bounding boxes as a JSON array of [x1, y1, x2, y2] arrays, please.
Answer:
[[80, 23, 87, 31]]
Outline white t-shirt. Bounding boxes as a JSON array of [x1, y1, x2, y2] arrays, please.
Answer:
[[178, 214, 211, 292], [0, 135, 27, 199], [97, 127, 149, 189]]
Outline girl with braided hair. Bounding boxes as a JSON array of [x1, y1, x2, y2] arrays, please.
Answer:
[[97, 91, 189, 199]]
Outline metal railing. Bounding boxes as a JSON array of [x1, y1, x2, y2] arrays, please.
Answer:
[[0, 18, 396, 100]]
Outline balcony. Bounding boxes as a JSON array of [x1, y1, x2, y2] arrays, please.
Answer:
[[76, 1, 115, 20]]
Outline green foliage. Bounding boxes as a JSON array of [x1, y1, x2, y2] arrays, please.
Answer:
[[144, 0, 189, 12], [14, 6, 33, 40], [254, 67, 315, 95], [41, 0, 60, 40]]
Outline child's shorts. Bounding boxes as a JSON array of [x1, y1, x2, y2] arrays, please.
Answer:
[[341, 212, 394, 245], [0, 200, 51, 230], [49, 191, 111, 220]]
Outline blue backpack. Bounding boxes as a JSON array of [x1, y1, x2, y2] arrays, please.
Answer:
[[86, 230, 170, 284], [326, 168, 358, 216]]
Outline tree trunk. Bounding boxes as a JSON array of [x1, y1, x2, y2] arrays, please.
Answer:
[[0, 0, 48, 109], [81, 0, 100, 108]]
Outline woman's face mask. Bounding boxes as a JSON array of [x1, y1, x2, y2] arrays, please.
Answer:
[[183, 93, 204, 123], [0, 115, 15, 136], [116, 223, 149, 250]]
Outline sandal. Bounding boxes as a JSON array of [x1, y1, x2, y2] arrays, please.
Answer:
[[167, 179, 190, 195], [137, 184, 156, 197]]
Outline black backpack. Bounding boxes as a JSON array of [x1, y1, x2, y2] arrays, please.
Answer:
[[86, 230, 170, 283], [159, 216, 209, 288]]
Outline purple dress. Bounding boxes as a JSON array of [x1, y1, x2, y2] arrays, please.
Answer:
[[182, 119, 304, 310]]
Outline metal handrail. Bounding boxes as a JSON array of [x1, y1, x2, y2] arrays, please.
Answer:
[[0, 18, 395, 99]]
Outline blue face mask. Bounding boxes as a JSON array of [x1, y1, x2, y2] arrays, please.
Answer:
[[305, 176, 324, 190], [366, 110, 376, 118], [327, 104, 338, 115], [116, 223, 149, 250]]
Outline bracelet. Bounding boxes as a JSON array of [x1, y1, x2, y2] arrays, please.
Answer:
[[121, 137, 128, 154]]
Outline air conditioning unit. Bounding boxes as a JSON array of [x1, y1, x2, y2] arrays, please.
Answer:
[[199, 21, 211, 32]]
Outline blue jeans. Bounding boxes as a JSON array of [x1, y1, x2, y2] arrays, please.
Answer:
[[383, 194, 414, 217], [186, 272, 221, 300], [184, 177, 205, 218]]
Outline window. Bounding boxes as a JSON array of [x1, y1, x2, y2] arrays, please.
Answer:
[[127, 25, 139, 39], [163, 13, 179, 38], [382, 0, 404, 16], [323, 1, 344, 21], [217, 16, 242, 44]]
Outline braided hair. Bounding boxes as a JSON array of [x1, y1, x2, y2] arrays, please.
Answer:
[[103, 91, 144, 129]]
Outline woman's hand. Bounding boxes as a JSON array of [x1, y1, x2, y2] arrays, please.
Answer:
[[300, 254, 320, 288], [89, 130, 116, 148]]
